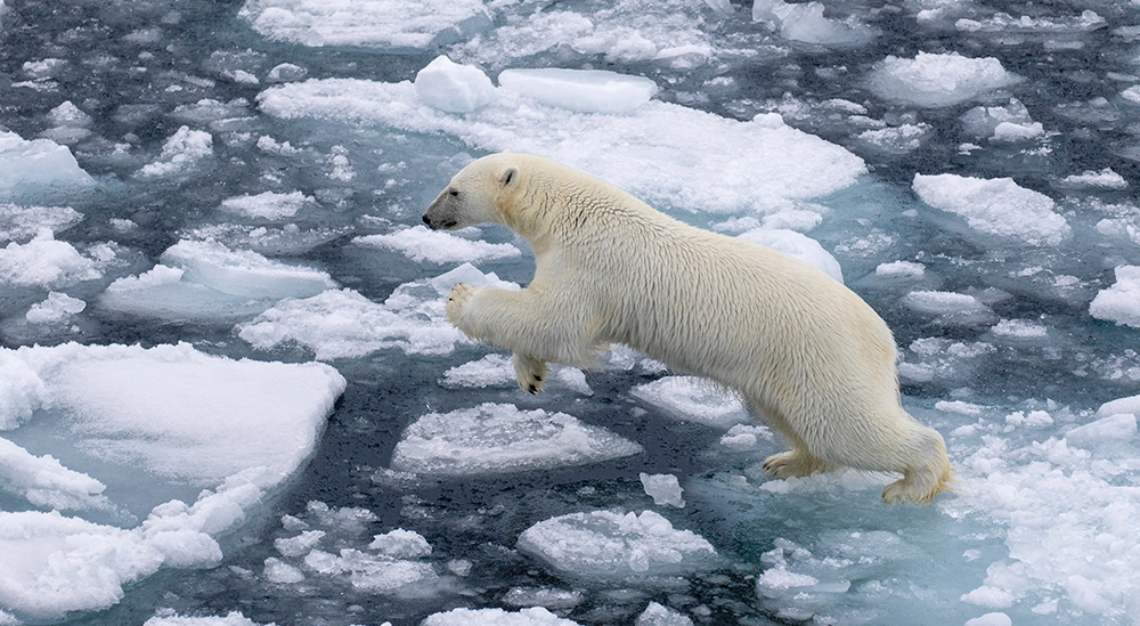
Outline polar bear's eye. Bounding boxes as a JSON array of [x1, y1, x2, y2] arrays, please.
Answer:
[[448, 189, 459, 197]]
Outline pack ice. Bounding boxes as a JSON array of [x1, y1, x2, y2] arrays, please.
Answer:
[[0, 342, 345, 621], [257, 57, 866, 216]]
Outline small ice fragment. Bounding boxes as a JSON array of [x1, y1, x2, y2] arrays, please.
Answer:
[[636, 601, 693, 626], [275, 529, 324, 557], [368, 529, 432, 559], [138, 126, 213, 177], [144, 611, 274, 626], [0, 131, 95, 199], [1059, 168, 1127, 189], [25, 292, 86, 324], [875, 260, 925, 278], [502, 587, 583, 610], [263, 557, 304, 583], [639, 473, 685, 508], [963, 612, 1012, 626]]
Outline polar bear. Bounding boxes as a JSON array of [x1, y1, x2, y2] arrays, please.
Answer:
[[422, 153, 952, 504]]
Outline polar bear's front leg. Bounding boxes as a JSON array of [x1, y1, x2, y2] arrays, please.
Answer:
[[513, 353, 548, 394], [447, 284, 596, 368]]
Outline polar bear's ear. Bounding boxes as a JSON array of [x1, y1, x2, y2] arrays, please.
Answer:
[[499, 167, 517, 187]]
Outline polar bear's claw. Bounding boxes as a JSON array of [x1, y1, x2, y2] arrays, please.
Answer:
[[514, 353, 548, 395], [762, 449, 829, 479], [446, 283, 476, 326]]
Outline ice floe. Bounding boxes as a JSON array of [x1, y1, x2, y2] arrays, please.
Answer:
[[0, 204, 82, 243], [100, 239, 336, 322], [258, 66, 865, 215], [238, 262, 512, 358], [752, 0, 877, 47], [389, 403, 642, 476], [239, 0, 489, 49], [219, 191, 314, 220], [0, 342, 344, 621], [0, 233, 112, 288]]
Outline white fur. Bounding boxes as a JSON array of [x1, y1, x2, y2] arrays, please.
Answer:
[[428, 153, 952, 503]]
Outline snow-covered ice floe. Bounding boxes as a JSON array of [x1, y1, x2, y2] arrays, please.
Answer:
[[498, 68, 658, 114], [0, 232, 118, 288], [752, 0, 878, 47], [389, 403, 642, 476], [238, 0, 490, 50], [257, 58, 866, 215], [0, 342, 345, 621], [100, 239, 335, 322], [867, 52, 1021, 108], [517, 510, 718, 582], [912, 173, 1069, 246], [238, 262, 513, 359]]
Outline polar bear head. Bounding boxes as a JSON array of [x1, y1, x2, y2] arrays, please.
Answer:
[[422, 153, 523, 231]]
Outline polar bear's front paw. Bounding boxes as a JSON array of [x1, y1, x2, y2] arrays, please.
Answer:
[[446, 283, 477, 328], [513, 353, 548, 394], [762, 449, 828, 479]]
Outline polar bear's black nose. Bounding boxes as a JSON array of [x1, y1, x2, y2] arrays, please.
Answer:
[[422, 214, 433, 228]]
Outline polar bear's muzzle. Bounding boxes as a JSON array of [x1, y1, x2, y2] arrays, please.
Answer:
[[422, 189, 461, 230]]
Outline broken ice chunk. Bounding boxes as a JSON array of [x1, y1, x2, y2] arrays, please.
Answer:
[[639, 473, 685, 508], [1089, 265, 1140, 328], [0, 204, 83, 243], [0, 131, 94, 200], [498, 68, 658, 114], [25, 292, 85, 324], [138, 126, 212, 178], [868, 52, 1020, 108], [635, 601, 693, 626], [354, 225, 520, 264], [414, 55, 496, 113], [421, 607, 579, 626], [390, 403, 642, 476], [368, 529, 432, 559], [517, 510, 717, 581]]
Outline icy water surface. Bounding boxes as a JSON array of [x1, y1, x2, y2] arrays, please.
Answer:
[[2, 0, 1140, 625]]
